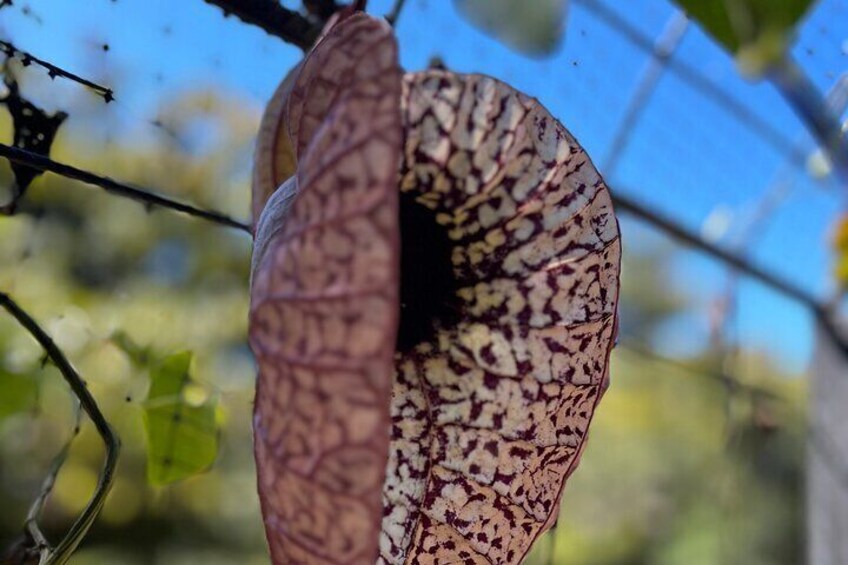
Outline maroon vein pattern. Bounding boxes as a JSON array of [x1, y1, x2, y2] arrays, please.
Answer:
[[379, 71, 621, 564], [249, 14, 403, 565], [287, 15, 399, 162]]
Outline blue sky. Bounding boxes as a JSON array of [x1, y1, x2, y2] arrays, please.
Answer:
[[3, 0, 847, 372]]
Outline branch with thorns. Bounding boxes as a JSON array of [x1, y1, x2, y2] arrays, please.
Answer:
[[0, 143, 251, 233], [0, 40, 114, 102]]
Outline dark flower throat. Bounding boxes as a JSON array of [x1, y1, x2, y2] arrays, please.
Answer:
[[396, 191, 461, 353]]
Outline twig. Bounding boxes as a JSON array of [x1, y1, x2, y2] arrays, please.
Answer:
[[385, 0, 407, 26], [0, 293, 120, 564], [0, 40, 114, 102], [202, 0, 322, 51], [0, 143, 251, 234], [610, 188, 848, 357], [24, 403, 82, 562], [612, 189, 816, 306]]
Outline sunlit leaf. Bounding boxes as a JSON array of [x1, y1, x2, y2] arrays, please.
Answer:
[[671, 0, 815, 75], [0, 370, 38, 420], [142, 351, 218, 486], [453, 0, 569, 57], [109, 330, 154, 368]]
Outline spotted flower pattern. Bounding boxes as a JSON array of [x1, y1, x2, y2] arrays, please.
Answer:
[[250, 11, 620, 565]]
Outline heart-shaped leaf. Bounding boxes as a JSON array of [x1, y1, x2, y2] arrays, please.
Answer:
[[143, 351, 218, 486], [671, 0, 815, 75]]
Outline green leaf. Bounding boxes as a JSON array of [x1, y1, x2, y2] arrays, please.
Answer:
[[453, 0, 568, 57], [142, 352, 218, 485], [0, 370, 38, 420], [671, 0, 816, 75], [110, 330, 154, 368]]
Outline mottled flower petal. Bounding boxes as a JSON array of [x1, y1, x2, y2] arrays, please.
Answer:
[[287, 15, 400, 161], [379, 71, 621, 564], [251, 20, 620, 565], [249, 13, 403, 565]]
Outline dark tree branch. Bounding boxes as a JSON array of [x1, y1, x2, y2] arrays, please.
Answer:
[[0, 143, 251, 234], [202, 0, 322, 51], [0, 293, 120, 564], [303, 0, 340, 21], [385, 0, 407, 26], [611, 188, 816, 306], [0, 40, 114, 102]]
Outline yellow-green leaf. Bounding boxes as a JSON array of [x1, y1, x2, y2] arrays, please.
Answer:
[[0, 370, 38, 420], [110, 330, 154, 368], [672, 0, 816, 75], [142, 352, 218, 486]]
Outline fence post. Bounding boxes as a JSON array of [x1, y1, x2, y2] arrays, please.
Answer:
[[808, 316, 848, 565]]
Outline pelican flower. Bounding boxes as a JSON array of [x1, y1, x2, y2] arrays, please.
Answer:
[[250, 11, 620, 565]]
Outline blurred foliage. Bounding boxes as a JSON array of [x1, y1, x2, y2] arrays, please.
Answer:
[[0, 368, 38, 421], [0, 50, 808, 565], [671, 0, 816, 76], [0, 79, 261, 563], [452, 0, 568, 57], [143, 352, 218, 486], [523, 346, 806, 565], [617, 244, 686, 339]]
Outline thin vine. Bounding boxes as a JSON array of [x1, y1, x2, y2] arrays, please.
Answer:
[[0, 293, 120, 565]]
